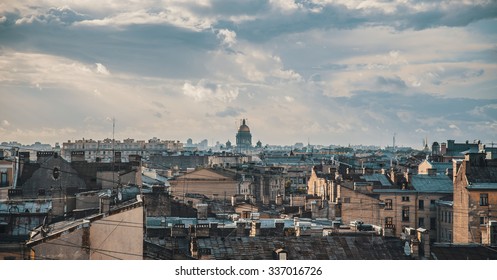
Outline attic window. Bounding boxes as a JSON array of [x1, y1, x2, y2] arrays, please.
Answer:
[[52, 167, 60, 180]]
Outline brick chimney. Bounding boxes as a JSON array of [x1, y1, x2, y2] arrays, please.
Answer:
[[250, 221, 261, 237]]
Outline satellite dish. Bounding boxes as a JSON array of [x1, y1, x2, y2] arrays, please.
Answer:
[[117, 191, 123, 201], [404, 241, 411, 256]]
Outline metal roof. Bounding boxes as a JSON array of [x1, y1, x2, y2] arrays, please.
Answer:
[[361, 174, 392, 187], [411, 175, 453, 193], [466, 183, 497, 190]]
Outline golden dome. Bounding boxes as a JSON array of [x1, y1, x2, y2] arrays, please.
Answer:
[[238, 119, 250, 133]]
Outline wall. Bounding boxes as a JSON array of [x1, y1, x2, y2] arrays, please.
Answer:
[[90, 205, 143, 260], [21, 156, 86, 198], [31, 226, 89, 260], [339, 186, 382, 226], [453, 159, 472, 244], [377, 192, 417, 236], [169, 169, 238, 200]]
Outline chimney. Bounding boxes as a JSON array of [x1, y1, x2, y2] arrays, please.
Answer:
[[99, 195, 111, 214], [417, 228, 430, 259], [440, 142, 447, 155], [36, 151, 54, 163], [452, 159, 463, 183], [390, 168, 397, 184], [196, 204, 208, 220], [404, 170, 412, 185], [190, 237, 198, 258], [275, 222, 285, 236], [236, 222, 246, 237], [250, 221, 261, 237]]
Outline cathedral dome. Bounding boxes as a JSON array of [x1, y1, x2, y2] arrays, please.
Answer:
[[238, 119, 250, 132]]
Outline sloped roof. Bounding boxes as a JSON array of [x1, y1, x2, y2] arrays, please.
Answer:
[[361, 174, 392, 187], [196, 235, 408, 260], [411, 175, 453, 193], [466, 183, 497, 190], [430, 162, 453, 171], [431, 244, 497, 260]]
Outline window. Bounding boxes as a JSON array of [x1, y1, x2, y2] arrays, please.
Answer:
[[0, 172, 8, 187], [385, 217, 393, 228], [402, 207, 409, 222], [402, 196, 410, 202], [480, 193, 489, 206], [480, 216, 488, 225], [430, 218, 436, 230], [418, 217, 425, 227], [385, 199, 392, 210], [52, 167, 60, 180], [418, 200, 424, 210], [343, 197, 351, 203]]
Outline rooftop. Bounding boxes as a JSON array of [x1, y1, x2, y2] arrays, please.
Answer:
[[195, 235, 408, 260], [411, 174, 453, 193]]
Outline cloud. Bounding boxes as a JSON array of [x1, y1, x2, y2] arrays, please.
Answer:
[[0, 1, 496, 147], [450, 124, 460, 130], [1, 120, 10, 127], [95, 63, 110, 75], [376, 76, 407, 89], [217, 29, 237, 47], [215, 106, 245, 118], [182, 80, 239, 103]]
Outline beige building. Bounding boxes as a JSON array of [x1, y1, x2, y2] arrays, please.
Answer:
[[26, 199, 143, 260], [418, 159, 452, 176], [453, 153, 497, 245], [436, 200, 454, 243], [169, 168, 238, 200], [62, 138, 183, 162], [321, 167, 453, 240]]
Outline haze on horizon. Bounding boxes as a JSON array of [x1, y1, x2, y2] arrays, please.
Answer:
[[1, 1, 496, 149]]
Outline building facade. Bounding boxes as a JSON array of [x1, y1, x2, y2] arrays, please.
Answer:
[[453, 153, 497, 245], [61, 138, 183, 162]]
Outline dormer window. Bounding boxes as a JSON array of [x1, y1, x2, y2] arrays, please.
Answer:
[[52, 167, 60, 180]]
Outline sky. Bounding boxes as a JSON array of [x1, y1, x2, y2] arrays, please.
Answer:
[[1, 0, 496, 149]]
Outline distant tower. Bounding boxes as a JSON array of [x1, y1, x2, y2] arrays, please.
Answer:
[[432, 142, 440, 156], [423, 136, 430, 152], [236, 119, 252, 153], [393, 133, 396, 153], [226, 140, 232, 149]]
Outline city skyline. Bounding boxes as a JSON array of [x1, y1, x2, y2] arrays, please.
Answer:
[[1, 1, 496, 148]]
